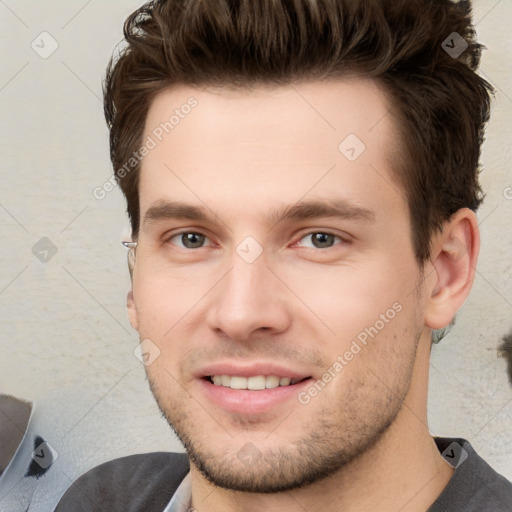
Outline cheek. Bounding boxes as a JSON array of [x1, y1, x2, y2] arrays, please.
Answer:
[[132, 264, 212, 331], [283, 262, 412, 338], [313, 305, 420, 420], [291, 269, 421, 382]]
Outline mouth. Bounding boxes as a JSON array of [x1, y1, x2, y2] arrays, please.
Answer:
[[199, 374, 314, 415], [196, 363, 315, 414], [206, 375, 310, 390]]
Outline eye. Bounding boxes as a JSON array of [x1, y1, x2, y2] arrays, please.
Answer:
[[167, 231, 213, 249], [296, 232, 344, 249]]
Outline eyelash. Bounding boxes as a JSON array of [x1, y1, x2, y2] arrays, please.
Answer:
[[164, 230, 348, 250], [292, 231, 346, 249]]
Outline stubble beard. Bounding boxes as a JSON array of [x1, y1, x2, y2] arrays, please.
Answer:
[[147, 338, 420, 494]]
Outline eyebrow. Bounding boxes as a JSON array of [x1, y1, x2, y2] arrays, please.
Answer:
[[143, 202, 211, 225], [142, 199, 375, 228], [268, 199, 375, 226]]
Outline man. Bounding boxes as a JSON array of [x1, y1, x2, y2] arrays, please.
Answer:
[[56, 0, 512, 510]]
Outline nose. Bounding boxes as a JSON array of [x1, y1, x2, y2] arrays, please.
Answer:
[[205, 252, 292, 341]]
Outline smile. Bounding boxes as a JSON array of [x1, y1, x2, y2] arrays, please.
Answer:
[[209, 375, 305, 390]]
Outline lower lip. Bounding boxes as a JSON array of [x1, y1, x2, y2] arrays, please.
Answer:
[[198, 378, 314, 415]]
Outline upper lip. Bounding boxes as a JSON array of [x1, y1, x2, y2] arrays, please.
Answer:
[[196, 362, 312, 380]]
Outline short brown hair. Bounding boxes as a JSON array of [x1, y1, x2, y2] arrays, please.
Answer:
[[104, 0, 493, 262]]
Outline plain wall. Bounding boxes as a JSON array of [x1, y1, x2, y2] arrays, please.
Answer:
[[0, 1, 511, 509]]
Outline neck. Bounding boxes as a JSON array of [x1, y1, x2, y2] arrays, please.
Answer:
[[189, 338, 454, 512]]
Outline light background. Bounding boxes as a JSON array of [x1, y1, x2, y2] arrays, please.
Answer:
[[0, 0, 511, 510]]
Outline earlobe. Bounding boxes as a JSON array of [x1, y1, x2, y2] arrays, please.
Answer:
[[127, 289, 139, 331], [424, 208, 479, 330]]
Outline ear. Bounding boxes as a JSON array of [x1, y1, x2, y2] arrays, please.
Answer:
[[127, 289, 139, 331], [424, 208, 479, 330]]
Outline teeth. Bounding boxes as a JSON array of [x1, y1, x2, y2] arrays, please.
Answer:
[[229, 376, 247, 389], [248, 376, 266, 390], [265, 375, 280, 389], [210, 375, 299, 390]]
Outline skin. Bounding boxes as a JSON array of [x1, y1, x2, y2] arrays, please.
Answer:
[[127, 78, 479, 511]]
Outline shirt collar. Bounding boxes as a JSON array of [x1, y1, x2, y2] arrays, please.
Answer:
[[162, 472, 192, 512]]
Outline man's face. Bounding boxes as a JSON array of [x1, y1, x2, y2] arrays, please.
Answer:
[[130, 79, 429, 491]]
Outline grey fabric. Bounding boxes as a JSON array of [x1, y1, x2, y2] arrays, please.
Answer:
[[54, 452, 189, 512], [428, 437, 512, 511], [55, 438, 512, 511]]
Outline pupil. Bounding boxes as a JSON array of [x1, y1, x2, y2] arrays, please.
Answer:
[[183, 233, 204, 248], [313, 233, 334, 248]]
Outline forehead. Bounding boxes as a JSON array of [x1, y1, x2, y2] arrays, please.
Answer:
[[138, 78, 404, 223]]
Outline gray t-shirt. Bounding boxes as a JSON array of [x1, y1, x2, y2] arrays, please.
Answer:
[[55, 437, 512, 511], [428, 437, 512, 511]]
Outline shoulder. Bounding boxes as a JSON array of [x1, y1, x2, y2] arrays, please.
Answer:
[[430, 437, 512, 512], [54, 452, 189, 512]]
